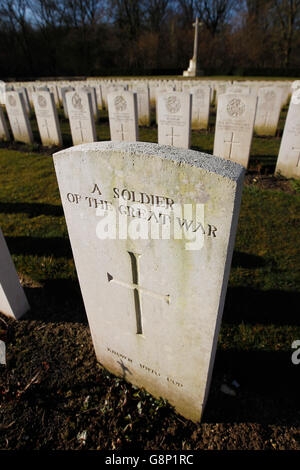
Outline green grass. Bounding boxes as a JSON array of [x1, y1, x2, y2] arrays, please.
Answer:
[[0, 143, 299, 351]]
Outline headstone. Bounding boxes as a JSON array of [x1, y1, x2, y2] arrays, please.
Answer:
[[157, 92, 192, 149], [275, 89, 300, 179], [291, 80, 300, 92], [61, 86, 74, 118], [254, 86, 282, 136], [0, 227, 30, 319], [48, 84, 60, 107], [5, 91, 34, 144], [190, 85, 211, 130], [81, 86, 99, 119], [132, 83, 150, 126], [32, 90, 63, 147], [0, 81, 7, 105], [0, 107, 10, 141], [107, 91, 139, 142], [226, 85, 250, 95], [53, 141, 245, 423], [213, 93, 257, 167], [17, 87, 31, 114], [66, 90, 97, 146]]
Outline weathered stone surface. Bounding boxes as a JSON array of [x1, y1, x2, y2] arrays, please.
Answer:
[[275, 89, 300, 179], [157, 92, 192, 149], [66, 90, 97, 145], [107, 91, 139, 142], [0, 227, 30, 319], [32, 90, 62, 147], [5, 91, 34, 144], [53, 141, 244, 422], [213, 93, 257, 167]]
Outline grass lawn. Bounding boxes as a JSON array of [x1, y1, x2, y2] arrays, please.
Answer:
[[0, 102, 299, 450]]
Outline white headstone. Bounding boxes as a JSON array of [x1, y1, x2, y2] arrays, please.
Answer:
[[32, 90, 62, 147], [81, 86, 99, 119], [5, 91, 34, 144], [0, 227, 30, 319], [17, 87, 31, 114], [226, 85, 250, 95], [254, 86, 282, 136], [61, 86, 75, 118], [48, 84, 60, 107], [107, 91, 139, 142], [157, 92, 192, 149], [291, 80, 300, 92], [66, 90, 97, 146], [213, 93, 257, 167], [53, 141, 244, 422], [190, 85, 211, 130], [0, 107, 10, 141], [132, 84, 150, 126], [275, 89, 300, 179]]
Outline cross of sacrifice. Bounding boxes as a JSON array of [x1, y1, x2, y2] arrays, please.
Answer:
[[107, 251, 170, 335], [166, 127, 180, 146], [224, 132, 240, 159]]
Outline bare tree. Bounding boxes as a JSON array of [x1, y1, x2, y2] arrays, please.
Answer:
[[272, 0, 300, 68], [195, 0, 236, 35]]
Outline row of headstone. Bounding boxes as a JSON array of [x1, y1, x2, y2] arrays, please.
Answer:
[[1, 80, 300, 178]]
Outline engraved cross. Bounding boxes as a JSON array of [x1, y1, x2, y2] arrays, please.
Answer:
[[107, 251, 170, 335], [166, 127, 180, 146], [116, 123, 128, 141], [14, 118, 21, 136], [75, 121, 84, 141], [42, 119, 50, 139], [224, 132, 240, 159]]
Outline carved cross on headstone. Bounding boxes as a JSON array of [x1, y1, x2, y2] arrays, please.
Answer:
[[224, 132, 240, 159], [116, 123, 127, 141], [42, 119, 50, 139], [14, 118, 21, 136], [76, 121, 84, 142], [107, 251, 170, 335], [292, 146, 300, 167], [166, 127, 180, 146]]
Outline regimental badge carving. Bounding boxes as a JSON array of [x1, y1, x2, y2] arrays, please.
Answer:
[[226, 98, 245, 117], [8, 95, 16, 107], [114, 96, 127, 112], [165, 96, 181, 113], [37, 95, 47, 108], [72, 93, 82, 110]]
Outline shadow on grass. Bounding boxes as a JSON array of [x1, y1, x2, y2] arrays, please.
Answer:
[[232, 251, 266, 268], [224, 286, 300, 326], [0, 202, 63, 217], [23, 278, 87, 324], [5, 236, 72, 258], [204, 349, 300, 424]]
